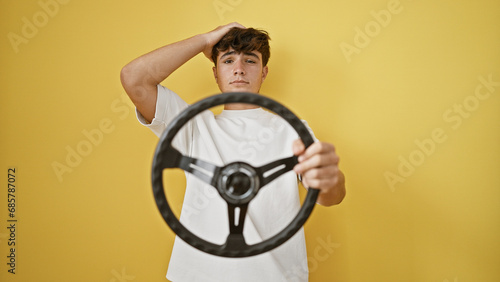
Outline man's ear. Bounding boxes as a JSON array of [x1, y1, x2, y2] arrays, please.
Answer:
[[261, 65, 269, 81], [212, 66, 218, 83]]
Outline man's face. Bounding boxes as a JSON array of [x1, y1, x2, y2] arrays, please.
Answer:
[[213, 48, 268, 94]]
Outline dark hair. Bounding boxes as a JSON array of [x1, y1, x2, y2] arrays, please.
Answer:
[[211, 27, 271, 66]]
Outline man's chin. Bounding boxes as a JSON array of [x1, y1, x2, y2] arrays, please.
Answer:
[[222, 85, 258, 93]]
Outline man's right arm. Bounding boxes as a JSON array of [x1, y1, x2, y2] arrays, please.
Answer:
[[120, 22, 244, 123]]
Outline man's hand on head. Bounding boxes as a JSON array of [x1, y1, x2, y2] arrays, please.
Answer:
[[202, 22, 245, 61], [292, 139, 346, 206]]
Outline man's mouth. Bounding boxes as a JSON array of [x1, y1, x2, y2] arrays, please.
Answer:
[[230, 80, 249, 84]]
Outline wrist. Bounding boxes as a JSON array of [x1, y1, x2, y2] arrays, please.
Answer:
[[198, 33, 216, 61], [196, 33, 210, 50]]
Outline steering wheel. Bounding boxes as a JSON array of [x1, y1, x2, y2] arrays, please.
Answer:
[[151, 92, 319, 257]]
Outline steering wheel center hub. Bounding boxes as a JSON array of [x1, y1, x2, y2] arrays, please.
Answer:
[[218, 162, 259, 205]]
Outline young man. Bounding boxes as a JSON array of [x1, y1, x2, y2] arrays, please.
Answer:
[[121, 22, 345, 282]]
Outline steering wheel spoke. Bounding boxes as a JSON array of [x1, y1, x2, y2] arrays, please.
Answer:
[[178, 155, 221, 187], [222, 204, 249, 252], [159, 145, 221, 187], [227, 204, 248, 235], [257, 155, 298, 189]]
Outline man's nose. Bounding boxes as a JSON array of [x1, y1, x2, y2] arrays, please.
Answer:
[[233, 60, 245, 75]]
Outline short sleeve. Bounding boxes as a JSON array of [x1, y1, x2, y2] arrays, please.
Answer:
[[135, 84, 193, 155], [135, 84, 189, 137]]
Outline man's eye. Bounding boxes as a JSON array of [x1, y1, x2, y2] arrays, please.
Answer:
[[246, 59, 256, 64], [223, 59, 233, 64]]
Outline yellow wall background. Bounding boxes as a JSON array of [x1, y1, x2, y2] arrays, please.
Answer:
[[1, 0, 499, 281]]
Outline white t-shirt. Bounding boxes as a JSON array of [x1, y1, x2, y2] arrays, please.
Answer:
[[137, 85, 313, 282]]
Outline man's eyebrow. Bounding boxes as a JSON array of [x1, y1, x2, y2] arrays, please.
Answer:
[[243, 52, 260, 60], [220, 50, 237, 60], [219, 50, 260, 60]]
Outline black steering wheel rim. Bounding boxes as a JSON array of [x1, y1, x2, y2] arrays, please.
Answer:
[[152, 92, 319, 257]]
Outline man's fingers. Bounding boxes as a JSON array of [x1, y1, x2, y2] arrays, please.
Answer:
[[302, 165, 338, 181], [294, 151, 337, 174], [301, 166, 339, 189], [228, 22, 245, 29], [301, 142, 335, 160]]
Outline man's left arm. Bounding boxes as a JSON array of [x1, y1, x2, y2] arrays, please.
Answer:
[[292, 140, 346, 206]]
